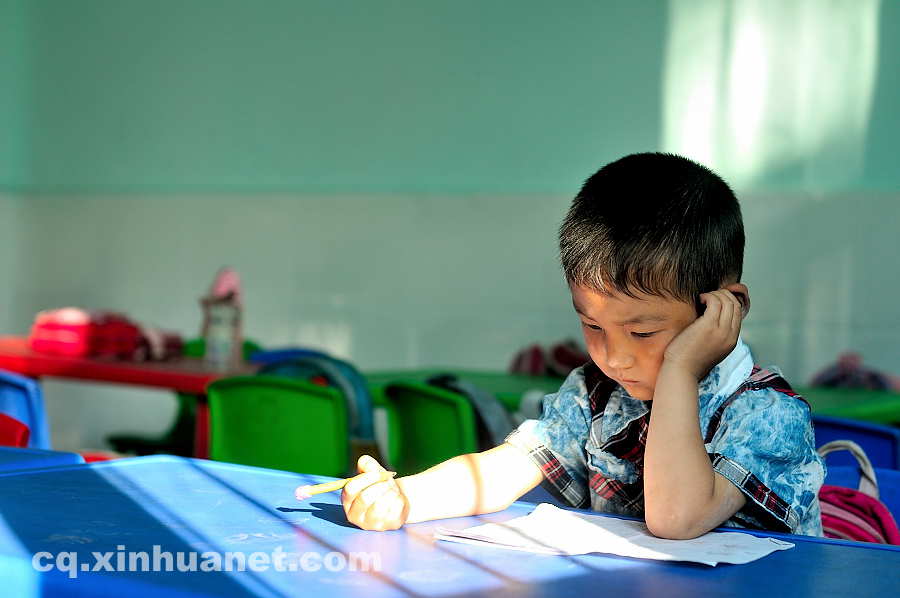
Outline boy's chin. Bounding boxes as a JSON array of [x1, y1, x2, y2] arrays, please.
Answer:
[[622, 383, 653, 401]]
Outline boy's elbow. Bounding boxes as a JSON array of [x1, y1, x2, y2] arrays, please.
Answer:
[[644, 510, 706, 540]]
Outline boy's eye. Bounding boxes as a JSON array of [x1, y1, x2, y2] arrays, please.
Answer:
[[581, 322, 603, 332], [631, 331, 659, 338]]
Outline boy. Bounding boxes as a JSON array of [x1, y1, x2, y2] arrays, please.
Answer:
[[326, 153, 825, 539]]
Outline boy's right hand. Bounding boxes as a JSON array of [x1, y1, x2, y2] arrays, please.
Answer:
[[341, 455, 409, 531]]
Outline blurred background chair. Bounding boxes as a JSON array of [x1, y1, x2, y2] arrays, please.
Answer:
[[381, 381, 478, 476], [812, 414, 900, 470], [107, 338, 262, 456], [0, 369, 50, 449], [252, 350, 382, 465], [0, 413, 30, 448], [254, 352, 372, 442], [207, 376, 349, 476]]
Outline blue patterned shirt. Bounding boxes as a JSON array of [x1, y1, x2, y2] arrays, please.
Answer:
[[506, 339, 825, 536]]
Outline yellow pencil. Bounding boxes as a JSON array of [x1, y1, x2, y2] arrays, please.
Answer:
[[294, 471, 397, 500]]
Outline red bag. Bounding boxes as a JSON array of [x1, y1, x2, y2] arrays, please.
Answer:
[[509, 339, 590, 378], [29, 308, 142, 359], [818, 440, 900, 544], [508, 343, 546, 376]]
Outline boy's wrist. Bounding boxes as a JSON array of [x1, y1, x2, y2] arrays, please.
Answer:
[[658, 358, 705, 385]]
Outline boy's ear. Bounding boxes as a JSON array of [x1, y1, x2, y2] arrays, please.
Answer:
[[723, 283, 750, 318]]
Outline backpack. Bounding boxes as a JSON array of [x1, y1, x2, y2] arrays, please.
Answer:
[[426, 374, 515, 450], [818, 440, 900, 544]]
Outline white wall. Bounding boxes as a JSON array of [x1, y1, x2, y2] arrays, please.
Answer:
[[13, 193, 578, 450], [13, 190, 900, 452], [741, 192, 900, 381], [0, 193, 21, 335]]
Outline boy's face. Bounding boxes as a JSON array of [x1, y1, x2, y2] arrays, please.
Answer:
[[570, 283, 698, 401]]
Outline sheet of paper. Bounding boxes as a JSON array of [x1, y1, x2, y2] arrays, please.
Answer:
[[434, 503, 794, 566]]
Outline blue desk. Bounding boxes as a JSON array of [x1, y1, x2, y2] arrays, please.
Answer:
[[1, 456, 898, 597], [0, 446, 84, 473]]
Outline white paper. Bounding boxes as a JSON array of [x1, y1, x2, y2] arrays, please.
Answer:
[[434, 503, 794, 566]]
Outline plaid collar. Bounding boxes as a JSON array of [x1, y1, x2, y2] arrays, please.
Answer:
[[585, 338, 755, 444]]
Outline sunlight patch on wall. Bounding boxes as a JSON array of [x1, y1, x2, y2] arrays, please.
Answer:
[[802, 244, 853, 376], [291, 320, 353, 360], [663, 0, 880, 191]]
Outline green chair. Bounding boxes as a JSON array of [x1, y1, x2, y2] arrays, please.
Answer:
[[107, 338, 262, 456], [367, 369, 562, 411], [207, 376, 349, 476], [381, 381, 478, 476]]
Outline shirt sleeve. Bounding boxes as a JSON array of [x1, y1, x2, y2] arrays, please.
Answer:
[[505, 367, 593, 508], [707, 388, 825, 535]]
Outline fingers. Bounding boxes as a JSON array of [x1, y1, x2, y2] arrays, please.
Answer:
[[347, 480, 394, 524], [343, 480, 407, 531], [341, 454, 388, 511], [730, 292, 744, 330], [698, 292, 722, 322], [701, 290, 741, 329], [357, 454, 386, 474], [697, 291, 743, 353], [712, 291, 742, 346], [343, 470, 385, 500], [341, 454, 407, 531], [719, 289, 742, 332], [717, 290, 738, 328], [363, 487, 407, 531]]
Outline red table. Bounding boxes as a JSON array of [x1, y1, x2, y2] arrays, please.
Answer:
[[0, 336, 256, 458]]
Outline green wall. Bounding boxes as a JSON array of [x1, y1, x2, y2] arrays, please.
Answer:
[[861, 1, 900, 188], [14, 0, 665, 193], [0, 0, 27, 185], [5, 1, 899, 194]]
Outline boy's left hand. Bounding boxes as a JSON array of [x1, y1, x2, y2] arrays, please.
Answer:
[[662, 288, 746, 381]]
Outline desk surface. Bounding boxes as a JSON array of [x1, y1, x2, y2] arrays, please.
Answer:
[[0, 446, 84, 473], [0, 336, 255, 394], [1, 456, 898, 598]]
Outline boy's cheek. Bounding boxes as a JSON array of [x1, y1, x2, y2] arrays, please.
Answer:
[[582, 339, 605, 370]]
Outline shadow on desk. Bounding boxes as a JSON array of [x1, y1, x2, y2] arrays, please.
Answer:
[[0, 466, 266, 597], [277, 502, 359, 529]]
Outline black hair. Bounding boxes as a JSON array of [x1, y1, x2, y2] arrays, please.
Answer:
[[559, 152, 744, 303]]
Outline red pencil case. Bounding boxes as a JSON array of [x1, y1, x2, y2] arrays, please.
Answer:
[[29, 308, 142, 359]]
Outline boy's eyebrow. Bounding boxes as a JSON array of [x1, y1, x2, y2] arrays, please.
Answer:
[[572, 302, 668, 325], [615, 314, 668, 325]]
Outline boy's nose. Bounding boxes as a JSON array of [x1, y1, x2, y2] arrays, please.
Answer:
[[606, 345, 634, 369]]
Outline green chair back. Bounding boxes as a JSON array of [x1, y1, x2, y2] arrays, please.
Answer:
[[207, 376, 349, 476], [171, 337, 263, 445], [382, 381, 477, 476]]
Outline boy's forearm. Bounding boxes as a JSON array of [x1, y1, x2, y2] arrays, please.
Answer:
[[643, 365, 725, 537], [397, 443, 543, 524]]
